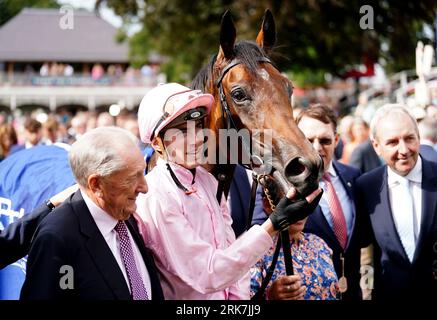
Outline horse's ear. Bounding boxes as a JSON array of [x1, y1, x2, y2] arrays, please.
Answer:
[[256, 9, 276, 53], [218, 10, 236, 61]]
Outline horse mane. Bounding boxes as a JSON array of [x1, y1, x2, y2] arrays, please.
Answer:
[[191, 40, 271, 91]]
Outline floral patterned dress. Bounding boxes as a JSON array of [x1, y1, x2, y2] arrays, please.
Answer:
[[250, 232, 339, 300]]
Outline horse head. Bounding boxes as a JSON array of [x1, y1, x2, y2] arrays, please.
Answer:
[[192, 10, 323, 199]]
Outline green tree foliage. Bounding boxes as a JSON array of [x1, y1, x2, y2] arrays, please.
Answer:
[[98, 0, 437, 83], [0, 0, 58, 27]]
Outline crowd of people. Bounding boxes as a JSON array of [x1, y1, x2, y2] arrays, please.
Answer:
[[0, 81, 437, 301], [0, 110, 144, 162], [0, 62, 165, 87]]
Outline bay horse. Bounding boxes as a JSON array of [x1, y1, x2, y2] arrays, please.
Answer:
[[191, 10, 323, 203]]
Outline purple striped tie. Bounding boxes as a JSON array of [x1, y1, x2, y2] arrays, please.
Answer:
[[114, 221, 149, 300]]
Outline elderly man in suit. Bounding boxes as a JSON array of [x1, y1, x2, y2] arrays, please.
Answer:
[[252, 104, 365, 300], [20, 127, 164, 300], [356, 104, 437, 300]]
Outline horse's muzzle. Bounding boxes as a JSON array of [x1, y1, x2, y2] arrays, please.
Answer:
[[283, 154, 323, 198]]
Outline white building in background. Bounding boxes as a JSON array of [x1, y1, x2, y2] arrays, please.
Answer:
[[0, 8, 163, 114]]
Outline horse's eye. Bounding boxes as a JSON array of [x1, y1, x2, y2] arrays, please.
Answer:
[[230, 88, 248, 103]]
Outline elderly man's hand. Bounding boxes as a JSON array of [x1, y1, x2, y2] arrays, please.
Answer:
[[269, 187, 323, 231], [267, 275, 306, 300]]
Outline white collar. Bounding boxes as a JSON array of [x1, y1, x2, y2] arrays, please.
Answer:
[[325, 161, 337, 178], [81, 189, 118, 237], [387, 156, 422, 187]]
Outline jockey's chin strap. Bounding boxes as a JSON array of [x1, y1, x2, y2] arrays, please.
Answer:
[[159, 135, 197, 195]]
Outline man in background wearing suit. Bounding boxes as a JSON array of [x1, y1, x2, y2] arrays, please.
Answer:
[[418, 116, 437, 163], [21, 127, 164, 300], [296, 105, 364, 300], [349, 138, 383, 173], [229, 165, 252, 238], [356, 104, 437, 300], [252, 104, 365, 300]]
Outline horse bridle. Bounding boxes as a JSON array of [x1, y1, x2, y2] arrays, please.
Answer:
[[214, 57, 272, 205], [214, 57, 295, 285], [215, 56, 272, 171], [214, 56, 281, 209]]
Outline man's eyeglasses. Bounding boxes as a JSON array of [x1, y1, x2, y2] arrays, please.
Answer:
[[308, 137, 333, 146]]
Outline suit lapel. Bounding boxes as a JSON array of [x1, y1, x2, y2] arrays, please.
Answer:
[[312, 206, 341, 250], [413, 159, 437, 262], [231, 166, 251, 213], [332, 161, 356, 248], [72, 191, 131, 300], [371, 168, 410, 264], [333, 161, 355, 200]]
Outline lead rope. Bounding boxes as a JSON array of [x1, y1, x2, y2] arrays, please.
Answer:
[[261, 176, 294, 276], [251, 175, 293, 299]]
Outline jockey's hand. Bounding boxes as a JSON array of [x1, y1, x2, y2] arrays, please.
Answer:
[[269, 187, 322, 231]]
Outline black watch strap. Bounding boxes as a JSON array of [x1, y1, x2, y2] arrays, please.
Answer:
[[45, 199, 56, 211]]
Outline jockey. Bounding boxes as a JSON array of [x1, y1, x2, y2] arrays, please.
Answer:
[[135, 82, 322, 299]]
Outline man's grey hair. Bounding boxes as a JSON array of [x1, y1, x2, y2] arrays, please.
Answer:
[[369, 104, 418, 141], [69, 126, 140, 187]]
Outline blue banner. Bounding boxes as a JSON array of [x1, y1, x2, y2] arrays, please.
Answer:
[[0, 144, 75, 299]]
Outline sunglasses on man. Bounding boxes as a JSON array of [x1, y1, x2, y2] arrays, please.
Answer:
[[307, 137, 333, 146]]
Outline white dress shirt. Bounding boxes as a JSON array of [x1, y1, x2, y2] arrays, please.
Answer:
[[319, 162, 355, 245], [387, 157, 423, 247], [82, 190, 152, 298]]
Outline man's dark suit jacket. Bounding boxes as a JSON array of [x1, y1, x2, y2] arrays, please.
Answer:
[[252, 161, 363, 300], [356, 157, 437, 300], [0, 203, 50, 269], [304, 161, 363, 300], [20, 191, 164, 300], [349, 139, 382, 174], [420, 144, 437, 163], [229, 165, 251, 238]]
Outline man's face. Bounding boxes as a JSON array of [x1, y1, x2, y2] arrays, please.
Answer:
[[298, 116, 338, 173], [160, 120, 205, 169], [99, 149, 147, 220], [372, 112, 420, 176], [25, 129, 42, 146]]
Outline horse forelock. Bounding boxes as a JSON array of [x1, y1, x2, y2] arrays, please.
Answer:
[[191, 41, 272, 92], [191, 54, 217, 91], [232, 41, 271, 75]]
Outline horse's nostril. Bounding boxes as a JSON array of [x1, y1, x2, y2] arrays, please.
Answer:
[[284, 157, 306, 178]]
